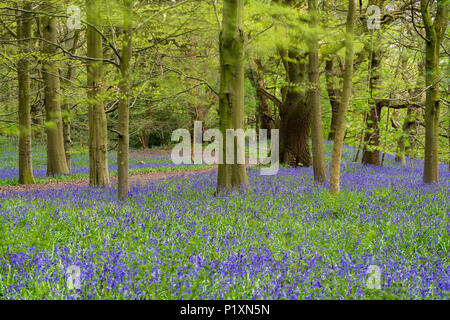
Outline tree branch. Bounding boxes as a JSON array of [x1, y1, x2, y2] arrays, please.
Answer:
[[259, 87, 282, 108]]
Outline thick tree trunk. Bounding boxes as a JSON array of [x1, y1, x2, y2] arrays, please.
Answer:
[[17, 1, 35, 185], [42, 5, 69, 176], [139, 131, 149, 149], [217, 0, 248, 193], [325, 58, 341, 141], [396, 137, 406, 165], [86, 0, 110, 186], [362, 46, 382, 166], [117, 0, 132, 198], [279, 50, 311, 167], [420, 0, 447, 183], [361, 102, 382, 166], [330, 0, 356, 195], [308, 0, 327, 182], [399, 106, 418, 165]]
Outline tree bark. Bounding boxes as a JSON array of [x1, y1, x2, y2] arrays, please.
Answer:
[[279, 50, 311, 167], [62, 30, 80, 171], [87, 0, 110, 186], [247, 59, 274, 134], [395, 59, 424, 166], [392, 109, 406, 165], [42, 4, 69, 176], [362, 46, 382, 166], [31, 15, 44, 143], [17, 1, 35, 185], [217, 0, 248, 193], [308, 0, 327, 182], [420, 0, 448, 183], [399, 106, 418, 165], [325, 58, 341, 141], [117, 0, 132, 198], [361, 102, 382, 166], [330, 0, 356, 195]]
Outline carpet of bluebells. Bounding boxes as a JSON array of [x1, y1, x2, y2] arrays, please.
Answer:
[[0, 141, 449, 300]]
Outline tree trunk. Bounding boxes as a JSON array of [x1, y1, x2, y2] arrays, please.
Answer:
[[17, 1, 35, 185], [308, 0, 327, 182], [362, 46, 382, 166], [392, 109, 406, 166], [86, 0, 110, 186], [217, 0, 248, 193], [247, 59, 274, 134], [325, 58, 341, 141], [330, 0, 356, 195], [62, 30, 80, 171], [117, 0, 132, 198], [361, 102, 382, 165], [420, 0, 447, 183], [401, 106, 418, 165], [395, 60, 424, 166], [31, 16, 44, 143], [279, 50, 311, 167], [42, 5, 69, 176]]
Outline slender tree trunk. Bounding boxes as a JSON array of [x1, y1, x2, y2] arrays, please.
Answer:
[[17, 1, 35, 185], [184, 35, 204, 162], [420, 0, 448, 183], [446, 56, 449, 172], [217, 0, 248, 193], [353, 111, 367, 162], [255, 59, 274, 133], [308, 0, 327, 182], [392, 109, 407, 166], [380, 106, 391, 166], [62, 30, 80, 171], [42, 4, 69, 176], [62, 102, 72, 171], [31, 16, 44, 143], [325, 58, 341, 141], [117, 0, 132, 198], [403, 106, 418, 163], [330, 0, 356, 195], [86, 0, 110, 186]]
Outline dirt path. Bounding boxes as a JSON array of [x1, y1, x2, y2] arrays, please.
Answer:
[[0, 146, 261, 195], [129, 148, 172, 158], [0, 167, 218, 195]]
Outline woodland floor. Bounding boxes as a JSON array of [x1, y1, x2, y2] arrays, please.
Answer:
[[0, 167, 217, 195], [1, 142, 448, 299], [0, 148, 258, 195]]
